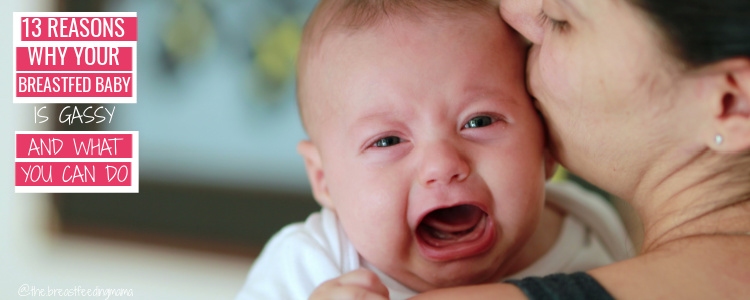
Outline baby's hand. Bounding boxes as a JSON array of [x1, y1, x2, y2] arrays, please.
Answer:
[[310, 268, 389, 300]]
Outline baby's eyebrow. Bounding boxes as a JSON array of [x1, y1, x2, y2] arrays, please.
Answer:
[[354, 109, 393, 123], [462, 86, 506, 98], [347, 110, 395, 137], [460, 87, 519, 106]]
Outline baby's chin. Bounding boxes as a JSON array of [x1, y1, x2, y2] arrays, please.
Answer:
[[375, 249, 507, 292]]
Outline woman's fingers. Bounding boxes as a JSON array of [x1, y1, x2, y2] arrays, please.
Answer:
[[337, 269, 390, 297]]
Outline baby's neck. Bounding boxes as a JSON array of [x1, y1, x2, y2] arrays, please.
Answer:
[[496, 204, 564, 278]]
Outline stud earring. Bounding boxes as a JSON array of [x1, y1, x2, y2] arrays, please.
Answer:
[[715, 134, 723, 145]]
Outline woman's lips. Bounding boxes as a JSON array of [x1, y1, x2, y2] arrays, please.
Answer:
[[416, 204, 496, 261]]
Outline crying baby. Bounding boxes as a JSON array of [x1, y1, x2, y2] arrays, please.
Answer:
[[235, 0, 632, 299]]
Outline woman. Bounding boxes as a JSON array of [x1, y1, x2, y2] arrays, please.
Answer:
[[414, 0, 750, 298]]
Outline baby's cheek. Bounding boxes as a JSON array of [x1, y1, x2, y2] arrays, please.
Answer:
[[344, 211, 409, 264]]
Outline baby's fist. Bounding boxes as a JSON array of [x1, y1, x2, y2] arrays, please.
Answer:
[[310, 269, 389, 300]]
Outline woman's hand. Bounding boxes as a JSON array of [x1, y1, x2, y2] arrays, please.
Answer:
[[310, 269, 390, 300]]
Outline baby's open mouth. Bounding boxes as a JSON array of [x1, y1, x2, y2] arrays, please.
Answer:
[[416, 204, 495, 261]]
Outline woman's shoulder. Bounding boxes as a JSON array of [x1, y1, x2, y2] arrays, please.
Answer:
[[589, 237, 750, 299]]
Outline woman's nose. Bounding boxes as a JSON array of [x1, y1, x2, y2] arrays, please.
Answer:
[[418, 140, 470, 187], [499, 0, 544, 44]]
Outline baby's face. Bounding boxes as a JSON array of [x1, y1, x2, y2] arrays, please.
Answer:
[[302, 11, 548, 291]]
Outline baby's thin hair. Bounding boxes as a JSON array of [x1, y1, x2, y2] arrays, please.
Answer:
[[329, 0, 493, 29], [296, 0, 495, 135]]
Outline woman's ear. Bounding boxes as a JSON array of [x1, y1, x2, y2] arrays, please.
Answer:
[[297, 140, 334, 210], [705, 58, 750, 153]]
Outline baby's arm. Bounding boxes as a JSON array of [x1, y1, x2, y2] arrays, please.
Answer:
[[310, 269, 389, 300]]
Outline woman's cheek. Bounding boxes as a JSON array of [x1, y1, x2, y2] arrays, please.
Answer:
[[534, 44, 576, 106]]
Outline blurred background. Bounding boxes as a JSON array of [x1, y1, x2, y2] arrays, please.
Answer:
[[3, 0, 322, 299], [1, 1, 642, 299]]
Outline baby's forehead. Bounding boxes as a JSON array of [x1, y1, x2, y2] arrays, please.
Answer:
[[299, 3, 525, 139]]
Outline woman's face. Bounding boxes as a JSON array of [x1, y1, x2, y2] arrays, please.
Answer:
[[500, 0, 692, 198]]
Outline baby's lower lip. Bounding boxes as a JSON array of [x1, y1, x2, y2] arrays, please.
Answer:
[[415, 206, 496, 261]]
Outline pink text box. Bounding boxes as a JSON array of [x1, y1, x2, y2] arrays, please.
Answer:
[[20, 17, 137, 41], [16, 47, 132, 71], [16, 133, 133, 159], [16, 73, 132, 97], [16, 162, 132, 186]]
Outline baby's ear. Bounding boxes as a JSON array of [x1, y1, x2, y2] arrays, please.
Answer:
[[705, 58, 750, 152], [543, 149, 558, 180], [297, 140, 334, 209]]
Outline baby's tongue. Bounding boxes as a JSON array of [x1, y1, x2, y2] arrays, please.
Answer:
[[419, 205, 485, 243]]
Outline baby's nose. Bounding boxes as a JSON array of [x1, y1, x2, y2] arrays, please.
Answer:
[[418, 140, 470, 187]]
